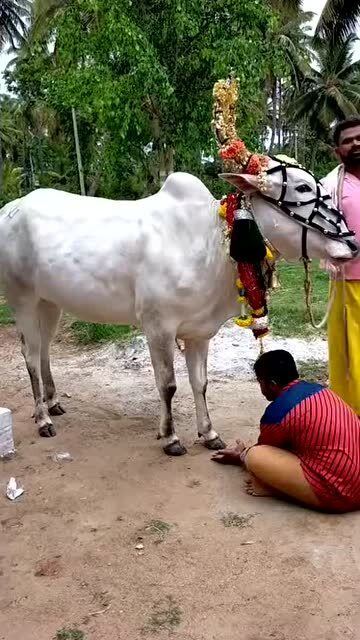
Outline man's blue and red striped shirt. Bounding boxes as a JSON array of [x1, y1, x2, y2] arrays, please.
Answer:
[[258, 380, 360, 510]]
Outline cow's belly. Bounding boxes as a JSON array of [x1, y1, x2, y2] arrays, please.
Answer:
[[36, 262, 138, 324]]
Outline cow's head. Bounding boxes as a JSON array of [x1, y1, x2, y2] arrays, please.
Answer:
[[220, 155, 358, 263], [212, 78, 358, 262]]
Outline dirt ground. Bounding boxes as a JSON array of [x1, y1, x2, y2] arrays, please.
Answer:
[[1, 325, 360, 640]]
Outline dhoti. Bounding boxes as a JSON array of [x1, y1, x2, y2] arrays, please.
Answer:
[[328, 280, 360, 415]]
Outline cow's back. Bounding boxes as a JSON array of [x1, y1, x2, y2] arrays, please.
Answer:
[[0, 175, 237, 332]]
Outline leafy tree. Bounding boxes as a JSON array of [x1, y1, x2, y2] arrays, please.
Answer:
[[292, 35, 360, 139], [0, 0, 30, 50], [7, 0, 275, 198], [316, 0, 360, 42]]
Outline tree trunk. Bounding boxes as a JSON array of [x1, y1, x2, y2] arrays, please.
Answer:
[[278, 79, 282, 150], [0, 133, 3, 195], [88, 169, 102, 197], [72, 107, 86, 196], [310, 140, 317, 172], [269, 79, 277, 154], [294, 127, 298, 161], [160, 145, 174, 185]]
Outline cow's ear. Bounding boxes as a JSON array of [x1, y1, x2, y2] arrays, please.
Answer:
[[219, 173, 258, 193]]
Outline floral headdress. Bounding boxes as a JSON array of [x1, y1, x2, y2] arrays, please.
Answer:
[[212, 77, 269, 191]]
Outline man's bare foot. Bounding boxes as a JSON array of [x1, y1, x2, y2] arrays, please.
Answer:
[[245, 476, 276, 498]]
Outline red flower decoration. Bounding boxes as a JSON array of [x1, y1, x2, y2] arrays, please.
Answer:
[[220, 139, 246, 160], [246, 154, 268, 176]]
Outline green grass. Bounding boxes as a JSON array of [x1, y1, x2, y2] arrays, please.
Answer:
[[54, 629, 85, 640], [269, 261, 328, 338], [69, 321, 136, 345], [0, 299, 14, 325]]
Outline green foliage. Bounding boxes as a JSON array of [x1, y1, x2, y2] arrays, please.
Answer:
[[0, 161, 23, 204], [292, 34, 360, 140], [316, 0, 360, 42], [6, 0, 274, 201], [0, 301, 15, 325], [0, 0, 30, 51]]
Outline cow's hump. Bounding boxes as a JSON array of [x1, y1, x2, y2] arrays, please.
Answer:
[[161, 172, 212, 203]]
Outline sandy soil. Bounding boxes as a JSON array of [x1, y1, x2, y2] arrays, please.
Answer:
[[0, 324, 359, 640]]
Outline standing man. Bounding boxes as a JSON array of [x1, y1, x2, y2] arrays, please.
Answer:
[[322, 116, 360, 415]]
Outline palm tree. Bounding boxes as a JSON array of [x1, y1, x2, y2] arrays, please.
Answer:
[[0, 0, 30, 51], [0, 0, 31, 191], [267, 9, 313, 152], [269, 0, 303, 17], [292, 35, 360, 136], [29, 0, 71, 41], [316, 0, 360, 42], [290, 34, 360, 169]]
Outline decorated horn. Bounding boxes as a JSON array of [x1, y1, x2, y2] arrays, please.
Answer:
[[212, 76, 269, 190]]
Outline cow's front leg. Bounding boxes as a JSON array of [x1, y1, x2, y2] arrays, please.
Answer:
[[184, 338, 226, 450], [146, 330, 187, 456]]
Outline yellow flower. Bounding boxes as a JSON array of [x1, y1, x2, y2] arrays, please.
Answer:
[[234, 316, 253, 328], [236, 278, 243, 289], [237, 295, 247, 304], [265, 246, 274, 261], [253, 307, 265, 317], [219, 203, 227, 219]]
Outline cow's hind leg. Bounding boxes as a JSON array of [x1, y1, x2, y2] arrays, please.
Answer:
[[146, 329, 186, 456], [15, 300, 55, 437], [184, 338, 226, 450], [39, 300, 65, 416]]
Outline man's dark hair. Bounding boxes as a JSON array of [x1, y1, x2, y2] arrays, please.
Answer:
[[254, 350, 299, 386], [333, 116, 360, 146]]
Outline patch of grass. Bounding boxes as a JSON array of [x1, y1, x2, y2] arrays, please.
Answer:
[[221, 512, 255, 528], [146, 519, 171, 536], [143, 596, 182, 635], [298, 360, 328, 385], [70, 321, 136, 345], [142, 519, 172, 545], [269, 261, 328, 338], [0, 299, 14, 325], [54, 629, 85, 640]]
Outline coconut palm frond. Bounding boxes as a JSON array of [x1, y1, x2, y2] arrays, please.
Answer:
[[316, 0, 360, 42]]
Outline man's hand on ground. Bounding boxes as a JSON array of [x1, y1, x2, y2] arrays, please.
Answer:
[[211, 439, 247, 465]]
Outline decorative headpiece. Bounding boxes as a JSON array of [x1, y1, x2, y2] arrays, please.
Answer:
[[212, 76, 269, 191]]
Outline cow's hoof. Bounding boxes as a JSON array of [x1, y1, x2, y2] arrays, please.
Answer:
[[49, 403, 66, 416], [39, 424, 57, 438], [163, 441, 187, 456], [204, 436, 227, 451]]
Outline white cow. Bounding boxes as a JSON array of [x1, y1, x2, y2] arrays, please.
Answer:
[[0, 158, 357, 455]]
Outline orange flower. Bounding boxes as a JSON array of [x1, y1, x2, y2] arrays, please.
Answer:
[[247, 154, 269, 175], [220, 139, 246, 160]]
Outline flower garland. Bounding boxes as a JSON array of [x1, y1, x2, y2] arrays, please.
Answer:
[[219, 194, 274, 339], [219, 140, 270, 193], [212, 76, 277, 340]]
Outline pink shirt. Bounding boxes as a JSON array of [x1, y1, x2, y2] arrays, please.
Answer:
[[342, 172, 360, 280]]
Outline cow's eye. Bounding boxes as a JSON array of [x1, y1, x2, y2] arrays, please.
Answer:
[[296, 184, 312, 193]]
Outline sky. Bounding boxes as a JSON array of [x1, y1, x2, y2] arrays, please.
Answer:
[[0, 0, 359, 92]]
